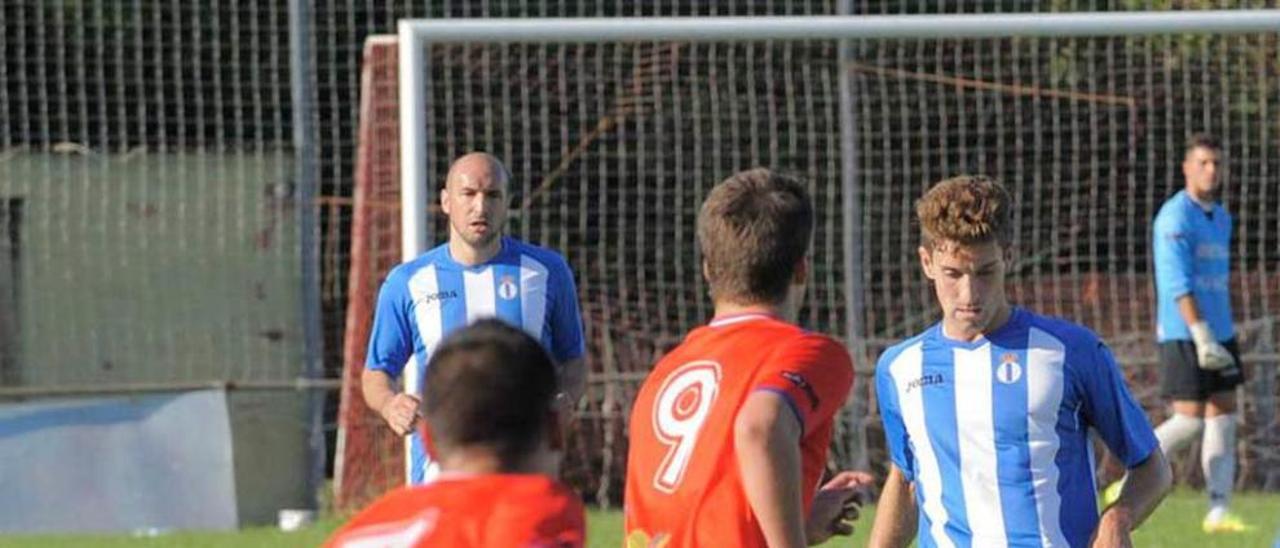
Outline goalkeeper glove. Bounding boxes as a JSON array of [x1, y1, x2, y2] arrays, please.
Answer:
[[1189, 321, 1234, 371]]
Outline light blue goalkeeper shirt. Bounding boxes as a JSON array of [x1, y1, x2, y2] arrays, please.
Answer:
[[1152, 190, 1234, 342]]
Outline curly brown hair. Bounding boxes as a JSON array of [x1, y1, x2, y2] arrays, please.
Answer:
[[916, 175, 1013, 250]]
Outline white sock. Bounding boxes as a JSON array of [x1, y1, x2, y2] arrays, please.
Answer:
[[1105, 414, 1205, 496], [1201, 414, 1236, 520], [1154, 413, 1204, 455]]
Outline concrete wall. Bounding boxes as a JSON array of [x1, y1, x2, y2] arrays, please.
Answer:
[[0, 151, 304, 387], [0, 390, 239, 533], [227, 389, 314, 525], [0, 389, 317, 531], [0, 151, 314, 529]]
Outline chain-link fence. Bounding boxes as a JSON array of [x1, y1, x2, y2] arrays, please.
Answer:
[[4, 1, 1278, 510]]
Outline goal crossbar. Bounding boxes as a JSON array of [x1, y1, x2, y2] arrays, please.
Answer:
[[400, 11, 1280, 44]]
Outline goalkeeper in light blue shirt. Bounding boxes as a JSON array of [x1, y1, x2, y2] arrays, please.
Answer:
[[869, 176, 1170, 548], [1122, 134, 1249, 533]]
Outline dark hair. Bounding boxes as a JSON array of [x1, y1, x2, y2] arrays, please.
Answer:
[[696, 168, 813, 305], [422, 319, 558, 466], [916, 175, 1013, 250], [1185, 133, 1221, 158]]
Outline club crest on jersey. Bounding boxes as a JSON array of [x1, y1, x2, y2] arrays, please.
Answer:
[[498, 275, 518, 300], [997, 353, 1022, 384]]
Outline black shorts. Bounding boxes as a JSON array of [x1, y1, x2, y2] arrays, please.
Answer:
[[1159, 338, 1245, 401]]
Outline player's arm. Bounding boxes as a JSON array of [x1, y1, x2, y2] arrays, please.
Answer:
[[870, 350, 919, 548], [550, 257, 588, 403], [734, 390, 808, 548], [1176, 294, 1205, 326], [558, 357, 586, 404], [868, 464, 917, 548], [363, 276, 420, 436], [744, 335, 862, 545], [361, 368, 419, 436], [1081, 337, 1171, 546], [1094, 449, 1171, 547]]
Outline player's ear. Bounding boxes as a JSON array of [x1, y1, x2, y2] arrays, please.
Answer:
[[439, 186, 451, 215], [791, 255, 809, 286], [419, 419, 438, 461], [701, 259, 711, 284], [545, 407, 565, 452], [917, 246, 935, 280], [1000, 244, 1014, 270]]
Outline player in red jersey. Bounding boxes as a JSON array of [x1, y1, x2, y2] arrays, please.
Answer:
[[625, 168, 873, 548], [327, 320, 584, 548]]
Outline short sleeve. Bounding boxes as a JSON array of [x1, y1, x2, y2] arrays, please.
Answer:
[[752, 334, 854, 436], [548, 257, 586, 363], [365, 276, 414, 378], [875, 352, 916, 482], [1078, 339, 1158, 468], [1153, 208, 1195, 299]]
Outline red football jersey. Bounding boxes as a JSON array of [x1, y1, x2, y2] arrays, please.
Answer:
[[326, 474, 585, 548], [624, 314, 855, 548]]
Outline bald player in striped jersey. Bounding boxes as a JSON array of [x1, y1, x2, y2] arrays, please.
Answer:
[[869, 176, 1172, 548], [362, 152, 585, 484]]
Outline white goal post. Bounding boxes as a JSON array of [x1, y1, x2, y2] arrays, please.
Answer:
[[391, 11, 1280, 480]]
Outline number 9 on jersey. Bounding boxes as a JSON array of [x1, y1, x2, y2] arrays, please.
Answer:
[[651, 361, 722, 493]]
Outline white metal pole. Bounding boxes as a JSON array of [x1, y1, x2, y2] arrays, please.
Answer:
[[288, 0, 326, 513], [401, 11, 1280, 43], [398, 21, 429, 261]]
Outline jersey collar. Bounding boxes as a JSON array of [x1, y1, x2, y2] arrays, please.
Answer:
[[708, 312, 777, 328], [933, 306, 1026, 349], [443, 236, 513, 270]]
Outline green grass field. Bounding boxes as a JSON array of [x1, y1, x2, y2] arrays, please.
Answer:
[[1, 489, 1275, 547]]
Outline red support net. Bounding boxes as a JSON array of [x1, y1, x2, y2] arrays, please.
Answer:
[[334, 36, 405, 514]]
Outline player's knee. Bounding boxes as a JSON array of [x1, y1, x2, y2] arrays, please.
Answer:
[[1170, 400, 1207, 418], [1207, 392, 1237, 415]]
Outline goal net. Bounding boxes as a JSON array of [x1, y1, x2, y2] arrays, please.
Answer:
[[337, 14, 1280, 510]]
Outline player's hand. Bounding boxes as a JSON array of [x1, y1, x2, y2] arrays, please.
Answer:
[[378, 392, 421, 436], [553, 391, 576, 434], [1090, 506, 1134, 548], [1196, 342, 1234, 370], [805, 470, 876, 545], [1189, 321, 1233, 371]]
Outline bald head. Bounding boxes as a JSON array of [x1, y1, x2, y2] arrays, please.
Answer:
[[440, 152, 511, 256], [446, 152, 509, 191]]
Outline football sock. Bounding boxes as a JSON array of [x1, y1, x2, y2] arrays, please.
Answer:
[[1154, 412, 1204, 455], [1202, 414, 1236, 519]]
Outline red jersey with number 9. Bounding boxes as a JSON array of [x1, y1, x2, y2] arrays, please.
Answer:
[[623, 314, 855, 548]]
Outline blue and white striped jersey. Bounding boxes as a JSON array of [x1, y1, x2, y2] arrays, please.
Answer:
[[366, 236, 585, 484], [1153, 190, 1234, 342], [876, 308, 1157, 548]]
